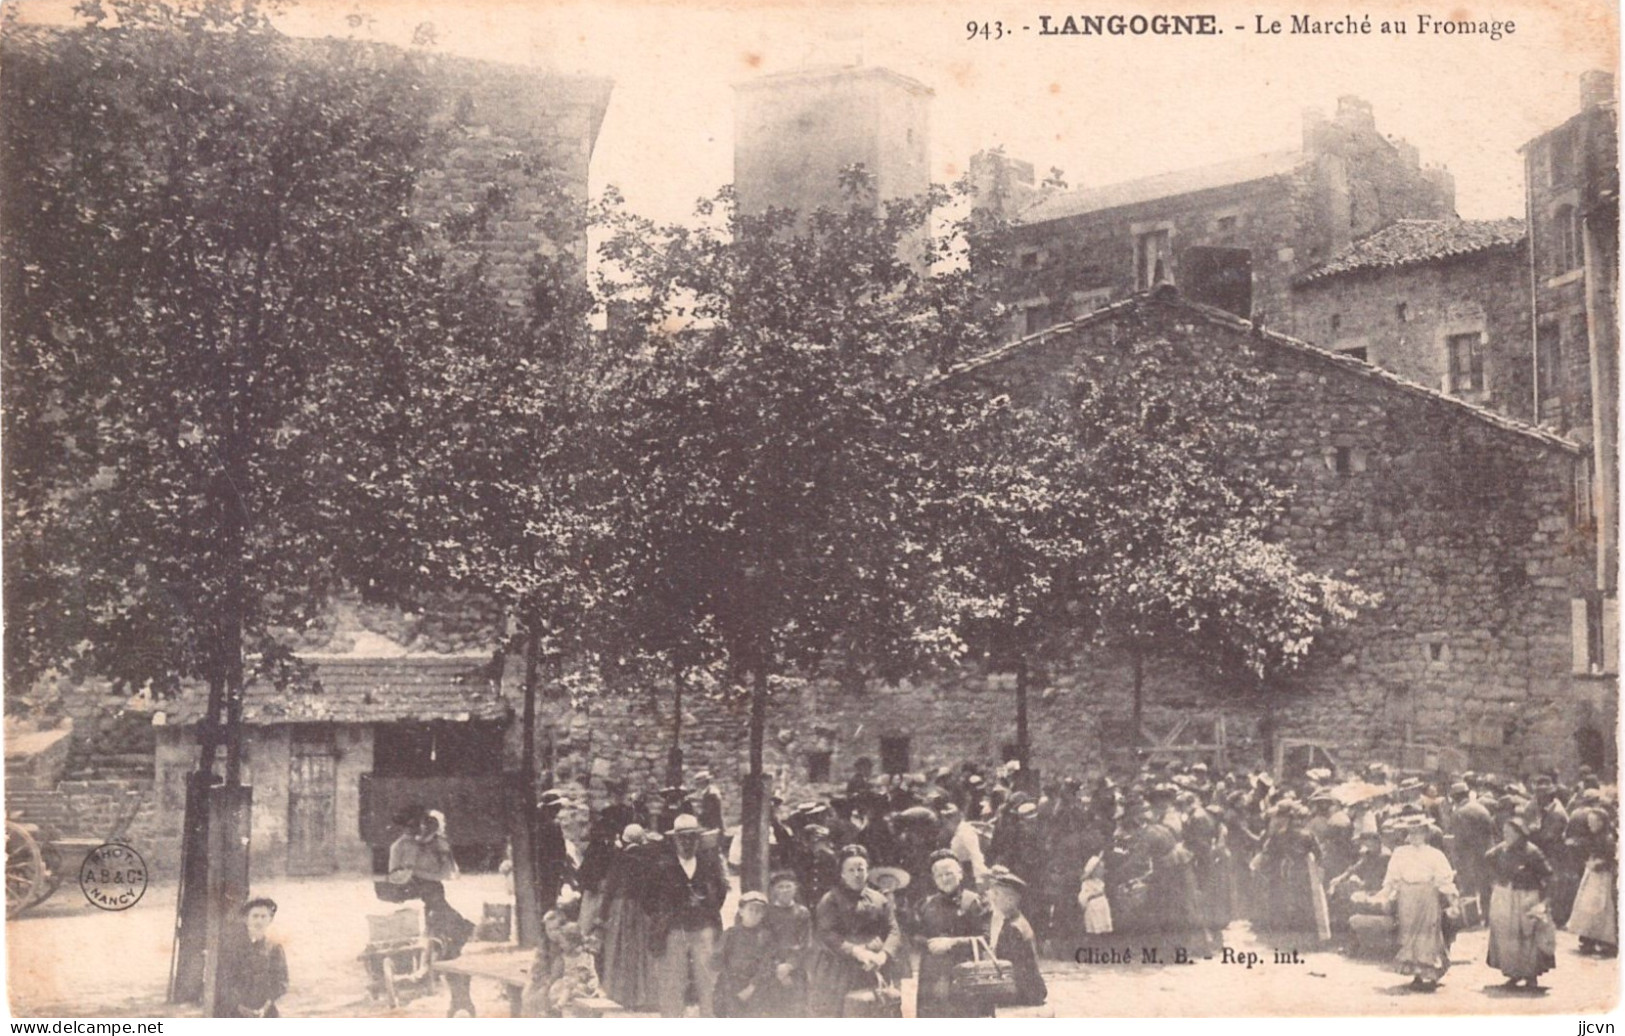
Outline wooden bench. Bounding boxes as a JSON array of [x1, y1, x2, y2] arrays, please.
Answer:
[[430, 949, 627, 1018]]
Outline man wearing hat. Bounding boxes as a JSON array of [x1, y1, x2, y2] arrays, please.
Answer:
[[647, 814, 727, 1017], [1447, 781, 1494, 921], [692, 771, 724, 834], [984, 867, 1048, 1009], [534, 790, 575, 920], [1529, 775, 1576, 924]]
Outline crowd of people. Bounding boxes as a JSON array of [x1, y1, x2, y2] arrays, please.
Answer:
[[214, 754, 1616, 1018], [538, 755, 1617, 1015]]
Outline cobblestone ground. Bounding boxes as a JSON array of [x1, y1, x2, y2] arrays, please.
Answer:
[[7, 874, 1619, 1018]]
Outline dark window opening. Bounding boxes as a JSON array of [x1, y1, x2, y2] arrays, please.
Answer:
[[1538, 322, 1563, 397], [1330, 314, 1342, 334], [1334, 446, 1353, 475], [1019, 249, 1041, 270], [1427, 641, 1445, 662], [372, 721, 505, 778], [1395, 301, 1409, 323], [807, 750, 832, 783], [1023, 302, 1060, 335], [1554, 205, 1582, 274], [1446, 332, 1485, 395], [1550, 127, 1576, 186], [1135, 229, 1172, 290], [1216, 214, 1238, 232], [879, 736, 911, 775]]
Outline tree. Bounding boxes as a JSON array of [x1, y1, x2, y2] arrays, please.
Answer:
[[587, 172, 998, 889], [1, 0, 523, 1003], [936, 298, 1376, 769]]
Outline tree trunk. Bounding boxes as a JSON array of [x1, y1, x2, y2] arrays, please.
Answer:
[[1014, 658, 1030, 774], [739, 665, 771, 893], [512, 629, 543, 947], [1131, 645, 1145, 758], [666, 667, 685, 787]]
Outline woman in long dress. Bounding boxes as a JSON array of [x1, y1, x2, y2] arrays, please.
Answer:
[[1485, 818, 1556, 989], [807, 844, 904, 1017], [1380, 818, 1457, 990], [1565, 794, 1617, 957], [599, 825, 659, 1010]]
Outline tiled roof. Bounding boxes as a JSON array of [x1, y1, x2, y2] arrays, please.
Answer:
[[160, 657, 509, 727], [1297, 219, 1526, 282], [940, 289, 1583, 456], [1018, 150, 1304, 224]]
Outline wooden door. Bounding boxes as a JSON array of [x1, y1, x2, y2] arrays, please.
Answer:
[[287, 727, 338, 875]]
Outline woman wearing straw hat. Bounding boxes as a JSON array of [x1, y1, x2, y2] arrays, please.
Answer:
[[807, 844, 903, 1016], [1379, 815, 1457, 991], [1485, 817, 1556, 989]]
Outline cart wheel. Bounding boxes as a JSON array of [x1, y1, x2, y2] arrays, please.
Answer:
[[6, 822, 45, 917]]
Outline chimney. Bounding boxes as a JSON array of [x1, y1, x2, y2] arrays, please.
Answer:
[[1581, 69, 1616, 110], [1422, 165, 1456, 216], [1302, 107, 1328, 152], [968, 149, 1037, 217], [1335, 96, 1376, 133]]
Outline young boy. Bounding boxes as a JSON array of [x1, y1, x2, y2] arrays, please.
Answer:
[[216, 897, 288, 1017], [713, 891, 776, 1017]]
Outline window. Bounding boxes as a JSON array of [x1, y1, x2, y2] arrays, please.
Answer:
[[1022, 302, 1059, 335], [1574, 456, 1595, 531], [1327, 445, 1365, 475], [1018, 249, 1042, 270], [806, 750, 832, 783], [1338, 346, 1368, 362], [1426, 640, 1446, 663], [879, 736, 911, 775], [1571, 594, 1619, 675], [1554, 205, 1582, 274], [1330, 314, 1342, 334], [1446, 332, 1484, 395], [1215, 214, 1238, 233], [1071, 287, 1114, 314], [1395, 302, 1409, 323], [1537, 322, 1562, 397], [1135, 228, 1173, 290], [1550, 127, 1576, 186]]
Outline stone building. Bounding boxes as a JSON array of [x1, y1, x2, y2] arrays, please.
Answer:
[[733, 65, 932, 219], [151, 656, 511, 878], [985, 96, 1457, 338], [0, 34, 611, 871], [1522, 70, 1619, 610], [1292, 218, 1530, 419], [516, 290, 1612, 834]]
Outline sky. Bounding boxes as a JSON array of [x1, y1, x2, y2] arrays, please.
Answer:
[[14, 0, 1622, 223]]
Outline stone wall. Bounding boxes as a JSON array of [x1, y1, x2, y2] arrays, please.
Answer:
[[1292, 244, 1532, 422], [1004, 97, 1454, 340], [520, 294, 1614, 835]]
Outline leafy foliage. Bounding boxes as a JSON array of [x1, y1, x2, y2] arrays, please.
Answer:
[[0, 1, 516, 700]]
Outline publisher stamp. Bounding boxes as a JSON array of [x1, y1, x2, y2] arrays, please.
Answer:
[[79, 842, 148, 912]]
